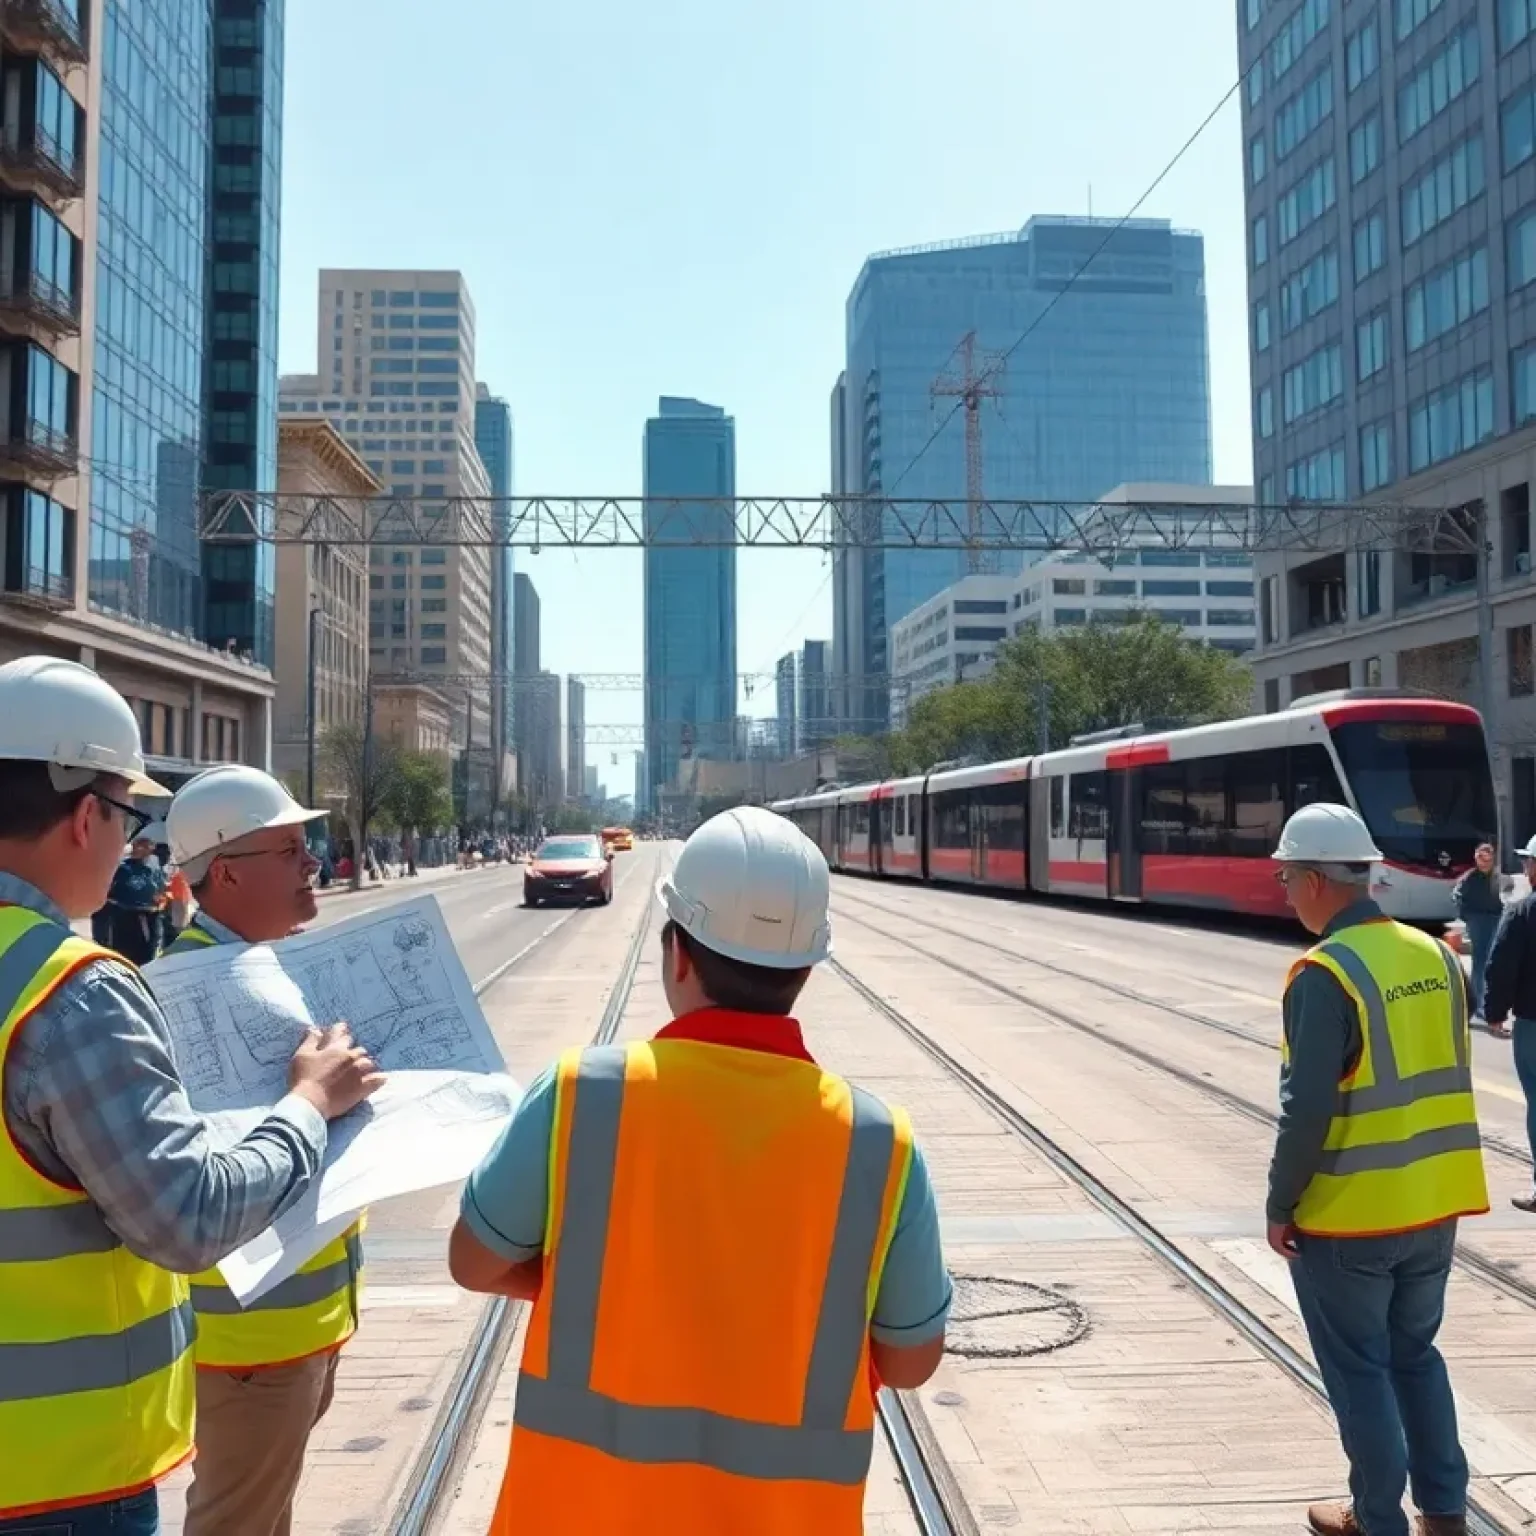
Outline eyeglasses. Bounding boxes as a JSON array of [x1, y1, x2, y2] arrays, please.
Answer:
[[213, 841, 314, 868], [95, 793, 153, 842]]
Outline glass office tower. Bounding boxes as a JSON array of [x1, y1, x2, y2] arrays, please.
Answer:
[[474, 385, 514, 772]]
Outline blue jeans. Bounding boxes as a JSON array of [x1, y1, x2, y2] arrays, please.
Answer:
[[1291, 1222, 1466, 1536], [1513, 1019, 1536, 1168], [1462, 912, 1500, 1017], [0, 1489, 159, 1535]]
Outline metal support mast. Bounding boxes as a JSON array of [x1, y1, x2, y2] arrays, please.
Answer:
[[931, 331, 1006, 575]]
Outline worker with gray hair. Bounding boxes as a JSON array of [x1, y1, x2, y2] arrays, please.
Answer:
[[1267, 802, 1485, 1536]]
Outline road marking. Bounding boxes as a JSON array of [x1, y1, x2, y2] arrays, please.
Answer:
[[472, 911, 578, 994], [482, 899, 521, 918], [1476, 1076, 1529, 1107]]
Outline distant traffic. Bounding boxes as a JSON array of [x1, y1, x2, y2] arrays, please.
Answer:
[[772, 691, 1497, 922]]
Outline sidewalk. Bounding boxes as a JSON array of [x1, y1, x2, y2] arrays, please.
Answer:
[[315, 860, 470, 900]]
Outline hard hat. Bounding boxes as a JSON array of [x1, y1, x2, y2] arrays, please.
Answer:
[[1516, 835, 1536, 859], [168, 765, 326, 875], [135, 821, 168, 846], [0, 656, 167, 795], [1272, 802, 1383, 865], [658, 806, 831, 969]]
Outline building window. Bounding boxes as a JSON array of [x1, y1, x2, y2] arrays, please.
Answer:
[[1360, 421, 1393, 492], [1280, 247, 1340, 332], [1354, 210, 1386, 280], [1258, 386, 1275, 438], [1274, 66, 1333, 162], [1255, 299, 1271, 352], [1095, 579, 1137, 596], [418, 291, 459, 308], [2, 340, 76, 452], [1511, 625, 1535, 696], [420, 646, 447, 664], [421, 623, 446, 639], [1406, 245, 1489, 352], [1399, 26, 1480, 144], [1205, 610, 1255, 627], [422, 597, 447, 613], [1143, 580, 1201, 597], [1254, 213, 1270, 268], [1356, 311, 1388, 381], [0, 198, 78, 317], [1, 485, 71, 603], [1246, 0, 1263, 28], [1511, 342, 1536, 425], [1408, 369, 1495, 471], [1251, 133, 1268, 185], [1402, 136, 1485, 247], [1053, 578, 1086, 595], [421, 547, 447, 565], [1347, 19, 1379, 90], [1282, 341, 1343, 424], [1503, 0, 1536, 51], [390, 574, 407, 590], [1507, 87, 1536, 173], [1277, 157, 1337, 247], [1349, 113, 1382, 183], [1358, 549, 1382, 616], [1208, 580, 1256, 597], [1396, 0, 1444, 42], [1286, 444, 1347, 501], [421, 574, 446, 591], [1271, 0, 1332, 86], [1509, 206, 1536, 290], [1261, 574, 1280, 642]]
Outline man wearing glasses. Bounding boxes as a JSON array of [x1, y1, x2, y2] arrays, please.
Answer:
[[163, 765, 365, 1536], [0, 657, 383, 1536]]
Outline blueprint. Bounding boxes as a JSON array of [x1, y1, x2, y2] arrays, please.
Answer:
[[144, 896, 520, 1304]]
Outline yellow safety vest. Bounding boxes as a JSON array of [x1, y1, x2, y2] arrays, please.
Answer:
[[1282, 918, 1489, 1236], [166, 920, 364, 1368], [0, 908, 194, 1518]]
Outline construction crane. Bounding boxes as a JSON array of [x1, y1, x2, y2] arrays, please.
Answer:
[[931, 330, 1007, 575]]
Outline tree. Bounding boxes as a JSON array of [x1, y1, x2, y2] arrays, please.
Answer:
[[319, 722, 401, 890], [384, 752, 455, 875]]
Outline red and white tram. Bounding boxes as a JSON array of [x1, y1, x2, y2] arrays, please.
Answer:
[[771, 691, 1498, 922]]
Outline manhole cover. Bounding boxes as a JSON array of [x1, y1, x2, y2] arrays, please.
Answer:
[[945, 1273, 1089, 1360]]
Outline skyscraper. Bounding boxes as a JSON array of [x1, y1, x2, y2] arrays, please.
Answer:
[[278, 270, 494, 790], [512, 570, 540, 801], [474, 384, 514, 793], [775, 651, 797, 756], [831, 217, 1212, 729], [798, 640, 832, 751], [643, 397, 737, 808], [566, 675, 585, 801]]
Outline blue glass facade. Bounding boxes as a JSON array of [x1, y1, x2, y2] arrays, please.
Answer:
[[474, 388, 514, 764], [201, 0, 282, 665], [643, 397, 736, 808], [834, 217, 1212, 728], [89, 0, 213, 639]]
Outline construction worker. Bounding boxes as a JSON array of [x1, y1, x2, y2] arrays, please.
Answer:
[[1477, 833, 1536, 1199], [161, 765, 361, 1536], [0, 657, 381, 1536], [1267, 802, 1486, 1536], [449, 807, 951, 1534]]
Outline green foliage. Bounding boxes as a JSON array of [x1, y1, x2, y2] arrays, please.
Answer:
[[318, 723, 403, 888], [384, 752, 454, 839], [838, 615, 1252, 779]]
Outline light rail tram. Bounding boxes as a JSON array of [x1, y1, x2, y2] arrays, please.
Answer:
[[771, 691, 1498, 922]]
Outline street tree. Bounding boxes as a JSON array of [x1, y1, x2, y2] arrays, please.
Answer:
[[319, 722, 401, 890], [384, 752, 455, 875]]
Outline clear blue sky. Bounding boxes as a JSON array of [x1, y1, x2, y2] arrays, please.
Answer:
[[280, 0, 1251, 803]]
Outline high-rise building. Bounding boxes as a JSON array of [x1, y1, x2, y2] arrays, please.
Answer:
[[643, 396, 737, 809], [566, 675, 585, 801], [775, 651, 797, 756], [831, 217, 1212, 731], [583, 763, 599, 802], [798, 639, 832, 751], [528, 669, 561, 809], [512, 570, 540, 799], [1236, 1, 1536, 830], [0, 0, 278, 783], [278, 270, 494, 794], [474, 384, 514, 794]]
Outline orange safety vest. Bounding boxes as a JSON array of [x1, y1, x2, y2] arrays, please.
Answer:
[[492, 1032, 914, 1534]]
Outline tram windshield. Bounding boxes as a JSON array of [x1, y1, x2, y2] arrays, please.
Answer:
[[1329, 718, 1497, 871]]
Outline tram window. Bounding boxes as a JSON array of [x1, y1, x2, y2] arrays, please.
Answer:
[[933, 791, 969, 849], [1289, 743, 1345, 813], [1140, 762, 1186, 855], [848, 802, 869, 838], [1069, 772, 1108, 840], [1049, 776, 1065, 837], [1229, 748, 1286, 857], [1184, 759, 1227, 851], [982, 783, 1025, 850]]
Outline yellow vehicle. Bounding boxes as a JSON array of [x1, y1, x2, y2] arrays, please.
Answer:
[[602, 826, 634, 853]]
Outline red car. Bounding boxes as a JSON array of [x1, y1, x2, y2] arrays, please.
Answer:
[[524, 834, 614, 907]]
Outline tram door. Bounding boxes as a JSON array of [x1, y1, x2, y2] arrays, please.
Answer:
[[970, 790, 987, 882], [1108, 768, 1143, 901]]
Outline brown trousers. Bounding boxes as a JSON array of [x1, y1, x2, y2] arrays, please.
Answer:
[[182, 1352, 339, 1536]]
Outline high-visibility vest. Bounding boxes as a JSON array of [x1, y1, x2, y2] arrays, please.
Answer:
[[494, 1038, 914, 1535], [1283, 918, 1489, 1236], [0, 908, 194, 1518], [166, 920, 364, 1369]]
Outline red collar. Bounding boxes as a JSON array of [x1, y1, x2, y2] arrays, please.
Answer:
[[653, 1008, 817, 1065]]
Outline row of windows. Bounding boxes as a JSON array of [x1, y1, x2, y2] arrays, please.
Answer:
[[365, 335, 459, 354], [370, 540, 450, 560], [1402, 135, 1484, 248], [1280, 246, 1338, 333], [1395, 0, 1444, 43], [1400, 24, 1480, 144], [1275, 66, 1332, 162], [370, 357, 462, 376], [1406, 245, 1488, 353], [1271, 0, 1331, 85], [1049, 578, 1254, 598], [1349, 113, 1382, 185], [346, 288, 460, 311], [1278, 157, 1336, 246], [1346, 19, 1379, 92], [1286, 444, 1346, 501], [370, 573, 449, 591], [1408, 367, 1493, 473], [1282, 340, 1343, 424], [1503, 0, 1536, 52]]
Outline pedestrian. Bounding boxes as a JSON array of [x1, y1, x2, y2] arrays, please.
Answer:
[[161, 766, 364, 1536], [101, 824, 169, 964], [449, 807, 952, 1534], [1452, 842, 1507, 1026], [1267, 803, 1486, 1536], [0, 657, 383, 1535], [1478, 834, 1536, 1201]]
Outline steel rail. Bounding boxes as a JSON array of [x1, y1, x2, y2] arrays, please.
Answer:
[[876, 1387, 975, 1536]]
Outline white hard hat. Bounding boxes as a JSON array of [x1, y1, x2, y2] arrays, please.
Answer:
[[1516, 836, 1536, 859], [658, 806, 831, 969], [136, 821, 168, 845], [1273, 802, 1384, 865], [0, 656, 167, 795], [168, 765, 326, 877]]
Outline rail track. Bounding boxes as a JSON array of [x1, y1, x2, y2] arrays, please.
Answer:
[[832, 955, 1527, 1536]]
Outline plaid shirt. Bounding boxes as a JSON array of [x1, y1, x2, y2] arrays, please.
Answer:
[[1, 872, 327, 1273]]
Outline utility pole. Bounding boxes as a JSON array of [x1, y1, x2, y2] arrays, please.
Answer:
[[1036, 677, 1051, 756], [931, 330, 1007, 575], [1475, 504, 1507, 844], [305, 605, 320, 808]]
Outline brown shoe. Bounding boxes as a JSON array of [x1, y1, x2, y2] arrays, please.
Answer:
[[1417, 1517, 1467, 1535], [1308, 1504, 1362, 1535]]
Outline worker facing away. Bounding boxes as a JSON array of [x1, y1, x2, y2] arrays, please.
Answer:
[[0, 658, 382, 1536], [449, 807, 952, 1534], [1267, 802, 1486, 1536], [163, 766, 365, 1536]]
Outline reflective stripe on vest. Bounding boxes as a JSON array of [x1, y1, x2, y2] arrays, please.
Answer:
[[0, 910, 194, 1516], [505, 1040, 913, 1514], [1286, 921, 1489, 1236], [164, 917, 365, 1367]]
